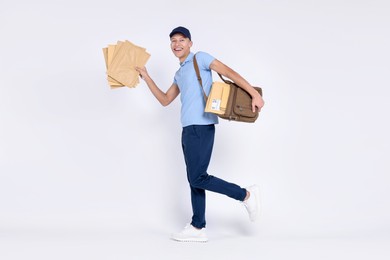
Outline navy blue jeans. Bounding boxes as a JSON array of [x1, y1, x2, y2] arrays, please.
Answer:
[[181, 124, 247, 229]]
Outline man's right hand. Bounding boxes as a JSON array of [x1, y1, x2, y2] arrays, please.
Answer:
[[135, 66, 149, 80]]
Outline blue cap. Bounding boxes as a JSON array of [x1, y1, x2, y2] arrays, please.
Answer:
[[169, 26, 191, 40]]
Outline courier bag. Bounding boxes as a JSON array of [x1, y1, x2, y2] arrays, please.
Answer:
[[193, 55, 263, 123]]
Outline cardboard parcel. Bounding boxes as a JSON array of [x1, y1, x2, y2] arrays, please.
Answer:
[[205, 82, 231, 115], [102, 40, 150, 89]]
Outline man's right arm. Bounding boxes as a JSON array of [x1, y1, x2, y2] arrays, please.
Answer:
[[136, 66, 180, 107]]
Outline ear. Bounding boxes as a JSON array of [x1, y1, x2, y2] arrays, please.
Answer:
[[189, 40, 193, 47]]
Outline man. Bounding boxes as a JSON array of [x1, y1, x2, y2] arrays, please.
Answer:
[[136, 26, 265, 242]]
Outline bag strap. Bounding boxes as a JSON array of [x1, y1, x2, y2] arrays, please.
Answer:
[[193, 54, 208, 102], [217, 73, 233, 85], [194, 54, 234, 92]]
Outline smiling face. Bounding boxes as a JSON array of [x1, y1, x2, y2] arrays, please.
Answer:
[[170, 33, 193, 62]]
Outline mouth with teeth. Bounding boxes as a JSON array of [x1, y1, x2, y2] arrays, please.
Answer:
[[174, 47, 183, 53]]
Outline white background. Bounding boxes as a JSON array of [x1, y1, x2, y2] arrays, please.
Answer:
[[1, 0, 389, 259]]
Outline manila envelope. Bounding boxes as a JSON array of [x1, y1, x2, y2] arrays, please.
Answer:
[[107, 40, 150, 88], [102, 45, 124, 87]]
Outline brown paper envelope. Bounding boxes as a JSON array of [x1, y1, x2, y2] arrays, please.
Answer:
[[108, 43, 122, 66], [116, 41, 150, 69], [103, 45, 123, 86], [121, 41, 139, 64], [107, 40, 150, 88], [108, 41, 140, 87], [108, 41, 130, 74], [108, 76, 124, 86], [103, 45, 124, 86], [108, 44, 124, 86], [135, 50, 150, 68], [110, 41, 127, 67], [102, 47, 108, 69], [108, 68, 139, 88], [124, 41, 150, 87], [125, 40, 150, 67], [110, 85, 125, 89]]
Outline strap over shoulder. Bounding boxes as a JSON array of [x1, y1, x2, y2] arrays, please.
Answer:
[[193, 54, 208, 102]]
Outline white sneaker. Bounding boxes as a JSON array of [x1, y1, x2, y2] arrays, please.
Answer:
[[171, 224, 208, 242], [243, 185, 261, 222]]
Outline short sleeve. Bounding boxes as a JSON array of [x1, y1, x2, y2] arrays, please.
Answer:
[[195, 51, 215, 70]]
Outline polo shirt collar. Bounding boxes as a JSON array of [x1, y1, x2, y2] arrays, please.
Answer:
[[180, 52, 194, 66]]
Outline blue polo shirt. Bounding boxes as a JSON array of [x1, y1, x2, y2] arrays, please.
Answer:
[[173, 51, 219, 127]]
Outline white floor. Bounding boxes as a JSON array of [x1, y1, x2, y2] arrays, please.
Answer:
[[1, 225, 389, 260]]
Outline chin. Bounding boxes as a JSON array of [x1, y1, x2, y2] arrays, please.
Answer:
[[174, 53, 183, 59]]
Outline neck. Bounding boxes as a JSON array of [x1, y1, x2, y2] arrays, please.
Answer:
[[179, 52, 191, 63]]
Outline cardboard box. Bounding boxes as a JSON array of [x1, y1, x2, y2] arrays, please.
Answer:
[[205, 81, 231, 115]]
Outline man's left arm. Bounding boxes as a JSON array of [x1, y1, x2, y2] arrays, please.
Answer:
[[210, 59, 264, 112]]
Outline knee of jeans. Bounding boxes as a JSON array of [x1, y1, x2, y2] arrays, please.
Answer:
[[189, 173, 209, 188]]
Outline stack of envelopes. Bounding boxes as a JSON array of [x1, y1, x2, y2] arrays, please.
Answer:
[[102, 40, 150, 89]]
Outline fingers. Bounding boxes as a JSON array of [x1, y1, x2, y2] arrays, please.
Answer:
[[135, 66, 145, 79], [135, 68, 142, 79], [252, 99, 264, 113], [135, 66, 144, 73]]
